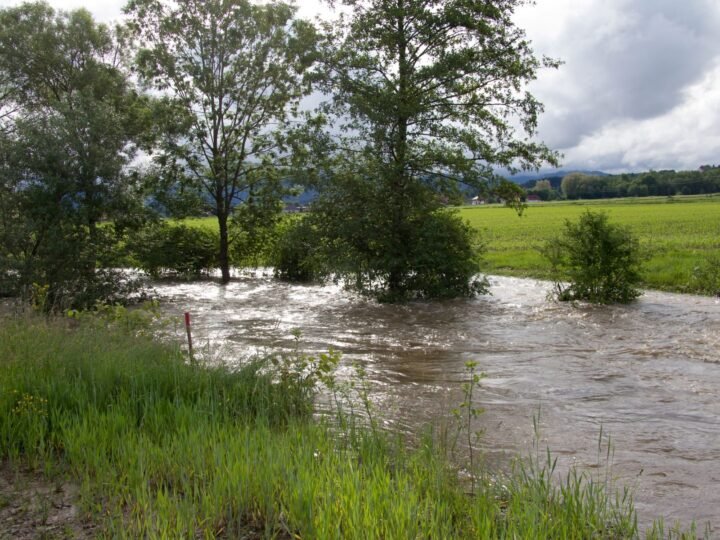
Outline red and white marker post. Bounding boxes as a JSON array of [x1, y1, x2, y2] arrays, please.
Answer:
[[184, 312, 194, 363]]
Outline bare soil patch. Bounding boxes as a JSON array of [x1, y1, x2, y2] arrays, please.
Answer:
[[0, 463, 97, 540]]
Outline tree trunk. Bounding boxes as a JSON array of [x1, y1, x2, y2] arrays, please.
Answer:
[[388, 2, 409, 297], [218, 212, 231, 284]]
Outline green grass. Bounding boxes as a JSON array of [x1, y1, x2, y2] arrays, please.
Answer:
[[2, 317, 693, 538], [177, 216, 222, 233], [460, 195, 720, 293]]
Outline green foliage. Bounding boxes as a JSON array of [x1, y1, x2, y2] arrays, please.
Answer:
[[535, 179, 553, 191], [144, 166, 210, 219], [307, 0, 558, 301], [690, 254, 720, 296], [561, 173, 592, 199], [322, 0, 560, 179], [127, 222, 219, 278], [182, 195, 720, 295], [460, 196, 720, 294], [530, 179, 562, 201], [229, 185, 285, 268], [272, 216, 327, 283], [493, 178, 529, 215], [65, 300, 168, 337], [0, 319, 321, 465], [0, 2, 154, 309], [397, 210, 488, 301], [543, 211, 644, 304], [312, 172, 487, 300], [451, 360, 485, 494], [560, 168, 720, 201]]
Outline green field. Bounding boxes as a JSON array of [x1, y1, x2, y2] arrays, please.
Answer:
[[184, 195, 720, 294], [460, 195, 720, 293]]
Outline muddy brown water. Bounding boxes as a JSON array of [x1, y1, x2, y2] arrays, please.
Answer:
[[155, 274, 720, 532]]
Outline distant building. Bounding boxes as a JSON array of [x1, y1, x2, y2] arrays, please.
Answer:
[[471, 196, 486, 205], [526, 194, 541, 203]]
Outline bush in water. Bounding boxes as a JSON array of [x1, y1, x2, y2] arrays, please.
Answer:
[[272, 216, 328, 283], [543, 210, 644, 304], [394, 210, 488, 302], [128, 222, 219, 278]]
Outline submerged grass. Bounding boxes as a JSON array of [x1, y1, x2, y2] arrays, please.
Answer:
[[0, 318, 694, 538]]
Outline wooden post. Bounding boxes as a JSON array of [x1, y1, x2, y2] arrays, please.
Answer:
[[184, 312, 194, 363]]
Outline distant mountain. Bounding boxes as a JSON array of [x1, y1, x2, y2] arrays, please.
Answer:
[[507, 169, 609, 185]]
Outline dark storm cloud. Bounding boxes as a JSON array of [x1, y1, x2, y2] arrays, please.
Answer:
[[522, 0, 720, 166]]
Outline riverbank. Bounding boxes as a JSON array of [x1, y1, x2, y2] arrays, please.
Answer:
[[0, 316, 672, 538]]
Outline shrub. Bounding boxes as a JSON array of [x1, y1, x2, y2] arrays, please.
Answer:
[[274, 210, 487, 301], [127, 222, 218, 278], [1, 219, 147, 311], [353, 210, 487, 302], [399, 210, 487, 301], [272, 216, 327, 283], [543, 211, 644, 304]]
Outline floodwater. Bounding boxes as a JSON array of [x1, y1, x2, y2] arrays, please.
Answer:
[[155, 274, 720, 532]]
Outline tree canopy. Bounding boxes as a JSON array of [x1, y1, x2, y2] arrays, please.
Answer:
[[125, 0, 318, 283], [559, 169, 720, 200], [0, 2, 152, 308], [0, 0, 564, 306], [303, 0, 559, 300]]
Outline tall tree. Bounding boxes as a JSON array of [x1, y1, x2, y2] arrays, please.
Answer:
[[312, 0, 559, 300], [0, 2, 152, 308], [126, 0, 317, 283]]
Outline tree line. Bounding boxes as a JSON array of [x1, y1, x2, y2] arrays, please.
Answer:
[[526, 167, 720, 201], [0, 0, 558, 309]]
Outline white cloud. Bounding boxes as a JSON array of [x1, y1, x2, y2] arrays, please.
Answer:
[[295, 0, 326, 20], [564, 60, 720, 171]]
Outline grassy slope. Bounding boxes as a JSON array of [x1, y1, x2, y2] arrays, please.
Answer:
[[0, 319, 659, 538]]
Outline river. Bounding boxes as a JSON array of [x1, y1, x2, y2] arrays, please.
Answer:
[[155, 274, 720, 533]]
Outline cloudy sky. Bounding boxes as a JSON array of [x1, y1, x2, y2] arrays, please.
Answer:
[[1, 0, 719, 173]]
